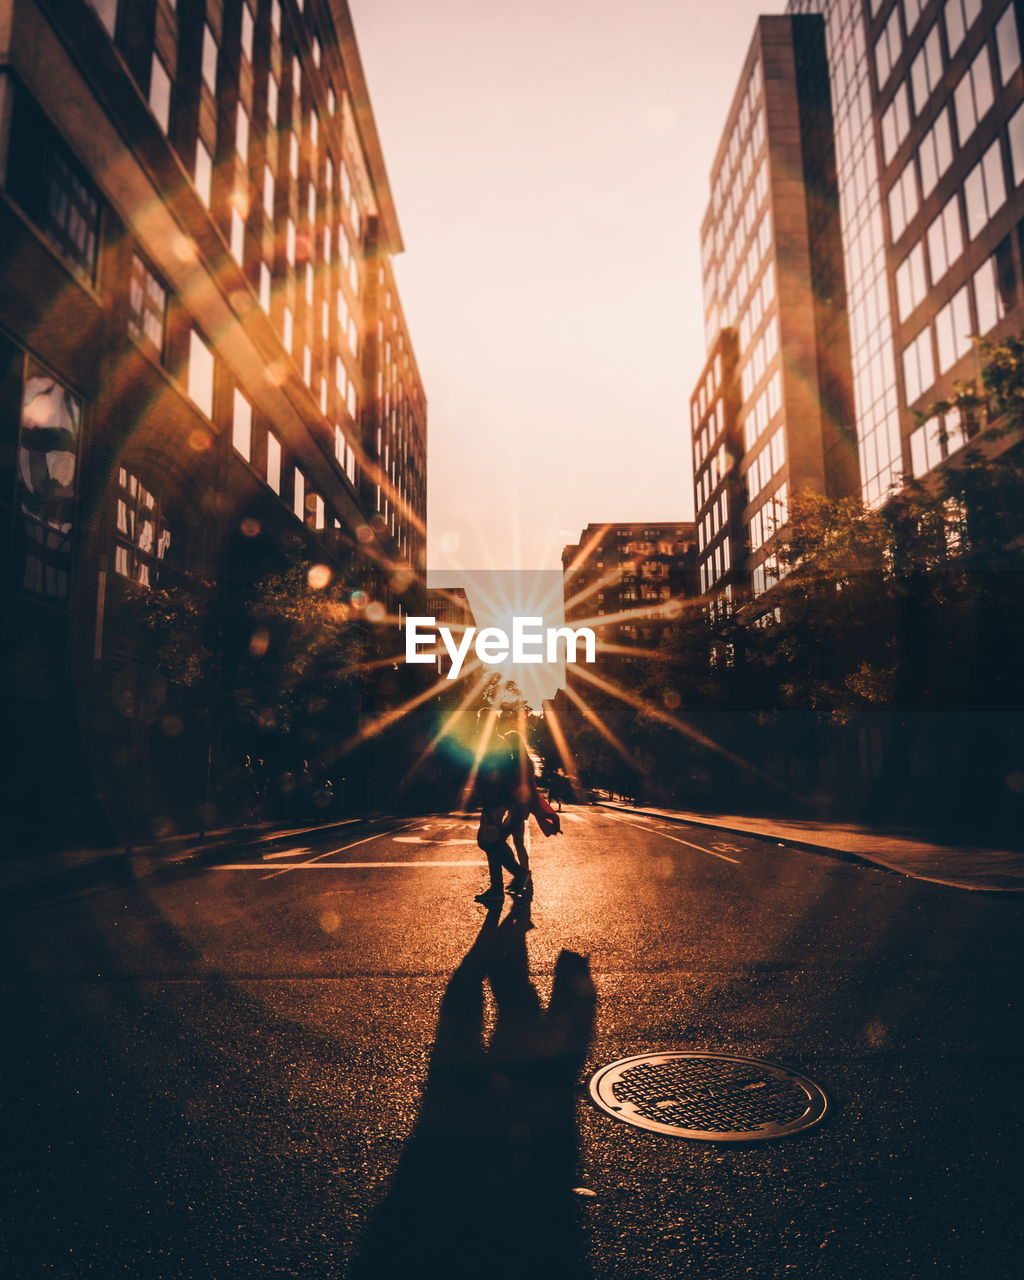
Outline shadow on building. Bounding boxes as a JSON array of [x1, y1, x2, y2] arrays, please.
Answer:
[[352, 909, 597, 1280]]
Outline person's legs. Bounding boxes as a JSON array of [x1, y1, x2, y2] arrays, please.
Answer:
[[507, 814, 532, 896], [475, 807, 520, 902]]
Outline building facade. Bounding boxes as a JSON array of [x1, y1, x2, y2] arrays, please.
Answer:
[[561, 522, 698, 654], [787, 0, 1024, 489], [693, 15, 859, 602], [425, 586, 474, 676], [0, 0, 427, 845]]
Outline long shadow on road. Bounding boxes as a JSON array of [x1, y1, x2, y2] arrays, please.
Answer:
[[352, 904, 598, 1280]]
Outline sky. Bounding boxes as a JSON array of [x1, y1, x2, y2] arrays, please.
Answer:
[[348, 0, 786, 574]]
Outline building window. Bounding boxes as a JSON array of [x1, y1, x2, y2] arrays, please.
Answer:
[[127, 253, 167, 355], [236, 105, 250, 164], [7, 96, 103, 281], [266, 432, 282, 494], [195, 139, 213, 206], [268, 74, 279, 128], [230, 208, 245, 263], [895, 241, 927, 321], [888, 161, 919, 240], [88, 0, 117, 36], [964, 140, 1007, 238], [910, 26, 943, 115], [259, 262, 271, 311], [909, 408, 968, 476], [201, 25, 218, 93], [944, 0, 983, 57], [241, 3, 255, 62], [902, 326, 935, 404], [875, 7, 903, 89], [927, 194, 964, 282], [149, 54, 172, 133], [953, 47, 994, 146], [114, 468, 172, 587], [934, 285, 972, 372], [263, 166, 274, 219], [918, 107, 953, 197], [187, 329, 215, 417], [17, 362, 81, 601], [904, 0, 925, 36], [973, 249, 1013, 333], [293, 468, 306, 522], [1009, 102, 1024, 185], [996, 5, 1022, 83], [232, 388, 252, 461], [881, 85, 909, 165]]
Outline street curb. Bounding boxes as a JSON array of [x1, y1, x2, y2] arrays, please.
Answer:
[[596, 802, 886, 873], [595, 802, 1024, 894]]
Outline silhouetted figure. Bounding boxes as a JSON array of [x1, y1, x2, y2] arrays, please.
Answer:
[[548, 769, 568, 811], [472, 720, 560, 907], [352, 911, 597, 1280]]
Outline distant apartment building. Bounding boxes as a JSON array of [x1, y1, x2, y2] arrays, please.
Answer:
[[425, 586, 474, 676], [0, 0, 427, 840], [561, 522, 698, 657], [693, 14, 858, 600], [787, 0, 1024, 489]]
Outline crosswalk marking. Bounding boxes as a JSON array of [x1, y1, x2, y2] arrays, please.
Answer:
[[259, 819, 422, 880]]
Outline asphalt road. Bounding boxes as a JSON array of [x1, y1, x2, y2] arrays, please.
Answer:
[[2, 806, 1022, 1279]]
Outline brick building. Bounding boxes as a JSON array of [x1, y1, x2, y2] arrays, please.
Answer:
[[0, 0, 427, 845]]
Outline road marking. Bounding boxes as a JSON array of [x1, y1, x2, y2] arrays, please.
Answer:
[[259, 819, 421, 880], [213, 861, 482, 870], [601, 811, 741, 864], [261, 846, 316, 860], [250, 817, 362, 843], [392, 836, 478, 845]]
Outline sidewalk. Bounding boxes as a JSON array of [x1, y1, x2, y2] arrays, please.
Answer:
[[597, 801, 1024, 893], [0, 816, 367, 902]]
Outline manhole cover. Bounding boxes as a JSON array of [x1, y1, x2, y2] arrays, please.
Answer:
[[589, 1052, 828, 1142]]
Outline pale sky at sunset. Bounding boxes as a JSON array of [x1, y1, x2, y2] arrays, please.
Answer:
[[348, 0, 786, 573]]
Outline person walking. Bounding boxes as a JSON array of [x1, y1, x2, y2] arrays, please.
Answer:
[[472, 719, 560, 907]]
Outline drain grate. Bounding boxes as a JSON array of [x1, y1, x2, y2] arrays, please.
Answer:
[[589, 1052, 828, 1142]]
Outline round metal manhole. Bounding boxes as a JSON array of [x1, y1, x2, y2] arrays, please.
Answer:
[[589, 1052, 828, 1142]]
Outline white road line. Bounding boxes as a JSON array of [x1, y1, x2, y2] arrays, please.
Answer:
[[250, 817, 362, 843], [259, 819, 421, 880], [214, 861, 482, 870], [601, 811, 741, 864], [392, 836, 478, 845]]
